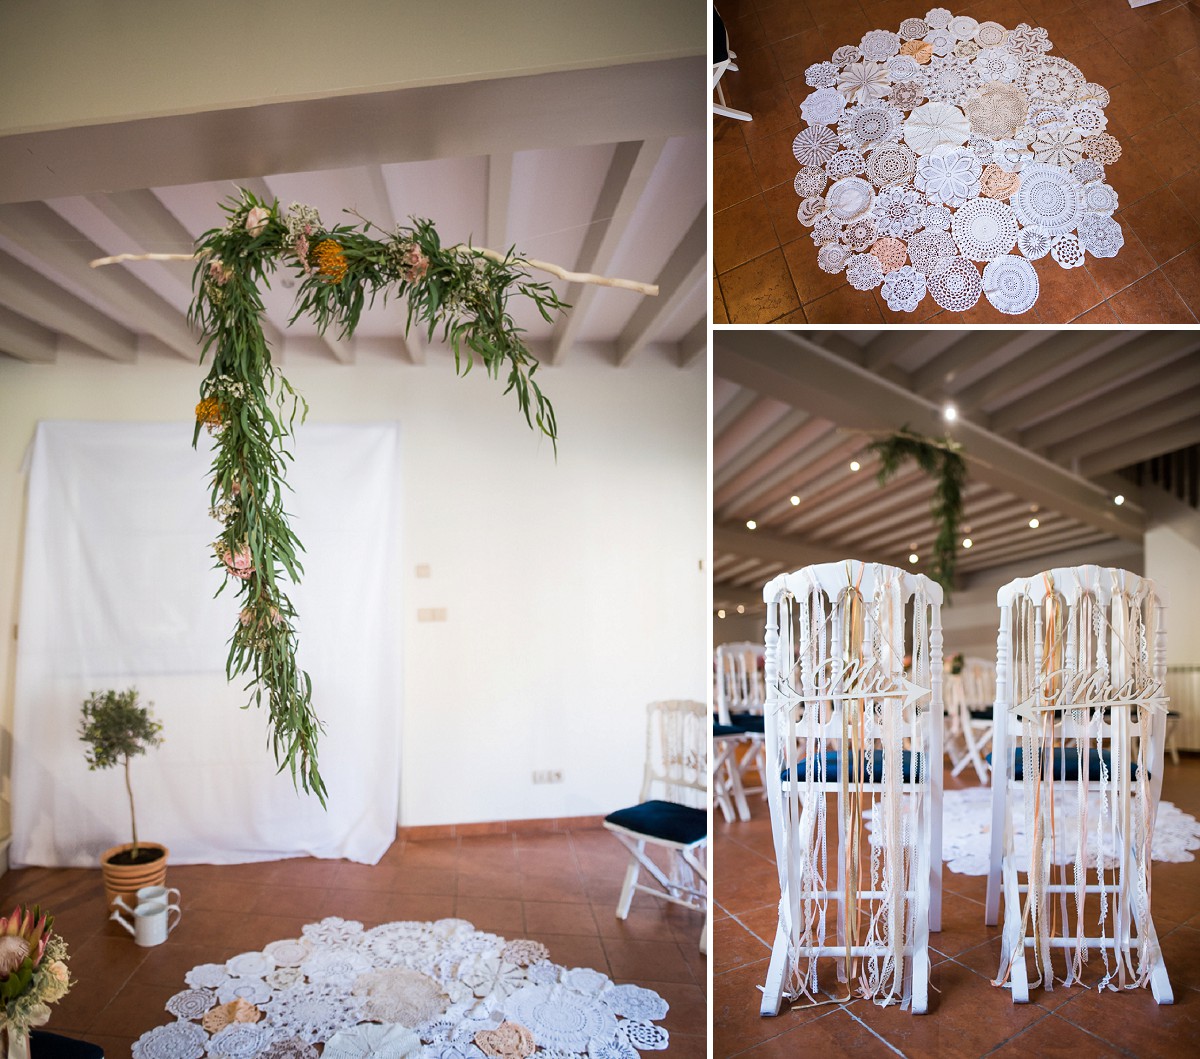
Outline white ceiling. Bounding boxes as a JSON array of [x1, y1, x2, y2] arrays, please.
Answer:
[[713, 330, 1200, 613], [0, 5, 705, 371]]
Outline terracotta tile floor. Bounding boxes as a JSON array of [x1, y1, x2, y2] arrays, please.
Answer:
[[0, 828, 706, 1055], [715, 756, 1200, 1057], [714, 0, 1200, 323]]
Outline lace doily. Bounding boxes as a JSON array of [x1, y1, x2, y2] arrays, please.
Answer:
[[589, 1035, 639, 1059], [904, 101, 969, 154], [323, 1024, 422, 1059], [1012, 162, 1083, 234], [846, 252, 885, 290], [474, 1022, 535, 1059], [167, 989, 217, 1020], [866, 142, 917, 186], [208, 1023, 277, 1058], [869, 236, 908, 272], [982, 255, 1039, 314], [881, 265, 928, 312], [826, 176, 876, 221], [801, 88, 847, 127], [502, 984, 618, 1053], [795, 167, 827, 197], [218, 978, 272, 1006], [907, 228, 956, 273], [870, 788, 1200, 875], [790, 15, 1121, 315], [980, 165, 1019, 200], [133, 1021, 209, 1059], [838, 62, 892, 104], [916, 146, 982, 206], [951, 196, 1018, 260], [927, 256, 982, 311], [872, 186, 924, 237], [838, 102, 903, 150], [1078, 212, 1124, 258], [1016, 225, 1052, 259], [137, 920, 669, 1059]]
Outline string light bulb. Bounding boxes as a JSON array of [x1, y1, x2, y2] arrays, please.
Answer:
[[736, 604, 745, 614], [717, 609, 726, 619], [1114, 494, 1125, 506], [790, 495, 800, 506], [962, 537, 973, 549], [746, 519, 757, 530], [1029, 517, 1040, 529], [849, 460, 861, 471], [908, 552, 919, 564], [943, 403, 958, 423]]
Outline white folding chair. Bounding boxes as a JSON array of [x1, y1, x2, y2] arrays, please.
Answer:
[[714, 721, 752, 823], [949, 656, 996, 784], [713, 8, 752, 122], [760, 561, 943, 1016], [604, 700, 708, 952], [715, 640, 767, 804], [984, 566, 1173, 1004]]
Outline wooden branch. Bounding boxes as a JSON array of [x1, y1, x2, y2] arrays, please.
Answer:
[[88, 247, 659, 296]]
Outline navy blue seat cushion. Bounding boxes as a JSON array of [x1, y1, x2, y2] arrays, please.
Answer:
[[967, 706, 994, 720], [986, 747, 1141, 781], [781, 749, 927, 783], [605, 799, 707, 845], [30, 1032, 104, 1058], [729, 712, 766, 733], [713, 722, 745, 738], [714, 9, 729, 65]]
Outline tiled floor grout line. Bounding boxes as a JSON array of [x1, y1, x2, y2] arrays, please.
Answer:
[[840, 1001, 911, 1058]]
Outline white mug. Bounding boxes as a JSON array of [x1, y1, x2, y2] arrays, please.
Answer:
[[113, 885, 181, 914], [111, 899, 181, 946]]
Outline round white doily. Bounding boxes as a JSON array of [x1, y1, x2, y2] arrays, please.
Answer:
[[982, 255, 1039, 314], [1012, 162, 1083, 234], [866, 141, 917, 186], [907, 228, 957, 273], [1016, 225, 1052, 259], [207, 1022, 277, 1059], [801, 87, 847, 127], [826, 176, 876, 221], [133, 1021, 209, 1059], [927, 256, 983, 311], [846, 253, 885, 290], [904, 101, 970, 155], [951, 196, 1018, 260], [504, 984, 618, 1052], [323, 1024, 422, 1059], [1078, 213, 1124, 258], [916, 146, 982, 207], [881, 265, 928, 312], [1051, 232, 1086, 268], [872, 186, 925, 237], [838, 102, 903, 151]]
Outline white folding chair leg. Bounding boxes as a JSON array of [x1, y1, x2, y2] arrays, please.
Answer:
[[616, 843, 641, 919], [760, 918, 789, 1016], [714, 737, 752, 822]]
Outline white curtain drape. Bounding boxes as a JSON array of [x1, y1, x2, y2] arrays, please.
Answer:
[[11, 420, 402, 867]]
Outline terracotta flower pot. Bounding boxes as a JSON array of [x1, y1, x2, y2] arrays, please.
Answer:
[[101, 842, 169, 911]]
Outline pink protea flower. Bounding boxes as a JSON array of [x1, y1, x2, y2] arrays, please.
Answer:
[[404, 245, 429, 282], [245, 206, 270, 237], [0, 905, 51, 976], [207, 259, 233, 286], [220, 543, 254, 581]]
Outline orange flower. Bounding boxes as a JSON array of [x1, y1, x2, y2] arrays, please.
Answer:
[[195, 397, 223, 425], [313, 239, 348, 283]]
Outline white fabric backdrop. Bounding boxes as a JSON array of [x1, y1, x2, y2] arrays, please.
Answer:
[[11, 420, 402, 867]]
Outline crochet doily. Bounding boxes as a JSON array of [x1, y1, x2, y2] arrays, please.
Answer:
[[982, 255, 1039, 314], [951, 196, 1018, 261], [867, 788, 1200, 875], [134, 918, 670, 1058], [791, 12, 1122, 314]]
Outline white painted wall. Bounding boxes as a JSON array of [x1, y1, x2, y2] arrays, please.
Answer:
[[1147, 520, 1200, 665], [0, 348, 706, 833]]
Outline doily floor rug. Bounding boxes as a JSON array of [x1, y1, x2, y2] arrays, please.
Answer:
[[132, 917, 671, 1059]]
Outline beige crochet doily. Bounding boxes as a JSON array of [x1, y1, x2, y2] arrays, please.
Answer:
[[201, 998, 262, 1034], [351, 968, 449, 1027], [475, 1021, 536, 1059]]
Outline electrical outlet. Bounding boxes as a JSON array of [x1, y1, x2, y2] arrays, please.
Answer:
[[415, 563, 431, 578], [532, 769, 564, 784], [417, 607, 447, 622]]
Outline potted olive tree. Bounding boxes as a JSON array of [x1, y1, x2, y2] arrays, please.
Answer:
[[78, 688, 167, 909]]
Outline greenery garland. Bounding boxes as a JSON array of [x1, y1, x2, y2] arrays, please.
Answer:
[[866, 427, 967, 594], [188, 189, 567, 803]]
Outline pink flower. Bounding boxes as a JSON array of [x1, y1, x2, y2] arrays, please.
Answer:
[[221, 543, 254, 580], [207, 259, 233, 286], [245, 206, 270, 237], [404, 246, 429, 282]]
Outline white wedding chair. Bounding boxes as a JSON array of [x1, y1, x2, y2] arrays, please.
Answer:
[[715, 640, 767, 805], [950, 656, 996, 783], [984, 566, 1173, 1004], [713, 8, 752, 122], [604, 700, 708, 951], [714, 720, 752, 823], [760, 561, 943, 1015]]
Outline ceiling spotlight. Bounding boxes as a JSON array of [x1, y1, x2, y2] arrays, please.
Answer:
[[736, 604, 746, 615], [717, 609, 726, 619], [1114, 494, 1125, 506], [746, 519, 757, 530], [1029, 517, 1040, 529], [908, 553, 919, 564], [962, 537, 973, 549], [790, 495, 801, 506], [849, 460, 861, 472], [943, 403, 958, 423]]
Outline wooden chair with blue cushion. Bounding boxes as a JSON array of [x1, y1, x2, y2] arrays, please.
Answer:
[[984, 566, 1173, 1004], [712, 8, 752, 122], [760, 561, 944, 1016], [604, 699, 708, 952], [715, 640, 767, 808]]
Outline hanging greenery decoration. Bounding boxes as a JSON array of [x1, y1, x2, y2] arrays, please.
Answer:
[[866, 426, 967, 593], [185, 189, 569, 803]]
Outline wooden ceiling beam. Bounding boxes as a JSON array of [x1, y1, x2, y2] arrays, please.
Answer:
[[1045, 385, 1200, 464], [1080, 419, 1200, 477], [714, 330, 1145, 541], [549, 138, 665, 365], [0, 304, 57, 362], [676, 317, 705, 367]]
